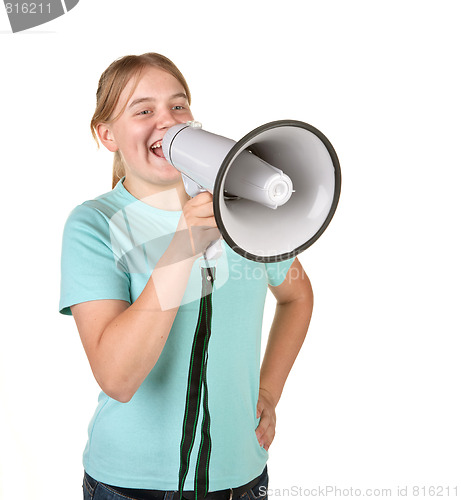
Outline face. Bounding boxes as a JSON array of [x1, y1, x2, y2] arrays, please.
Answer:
[[99, 66, 194, 194]]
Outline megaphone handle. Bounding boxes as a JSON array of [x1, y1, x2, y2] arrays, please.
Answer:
[[182, 174, 206, 198], [204, 239, 222, 261]]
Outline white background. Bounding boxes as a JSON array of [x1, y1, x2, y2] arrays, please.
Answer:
[[1, 1, 460, 499]]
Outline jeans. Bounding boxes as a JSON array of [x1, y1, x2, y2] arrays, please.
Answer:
[[83, 466, 269, 500]]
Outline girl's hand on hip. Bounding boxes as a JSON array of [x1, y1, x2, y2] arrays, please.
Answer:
[[255, 387, 277, 451]]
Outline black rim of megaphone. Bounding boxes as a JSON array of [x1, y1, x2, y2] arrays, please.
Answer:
[[213, 119, 342, 263]]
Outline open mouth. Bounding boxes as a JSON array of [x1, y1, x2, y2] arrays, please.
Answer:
[[150, 140, 165, 158]]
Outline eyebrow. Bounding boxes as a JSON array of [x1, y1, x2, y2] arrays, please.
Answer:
[[128, 93, 188, 109]]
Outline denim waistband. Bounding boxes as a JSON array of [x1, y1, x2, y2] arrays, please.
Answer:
[[84, 466, 267, 500]]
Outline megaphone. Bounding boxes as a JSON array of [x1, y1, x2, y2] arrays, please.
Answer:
[[162, 119, 341, 263]]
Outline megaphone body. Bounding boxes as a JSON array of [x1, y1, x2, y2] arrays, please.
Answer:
[[162, 120, 341, 263]]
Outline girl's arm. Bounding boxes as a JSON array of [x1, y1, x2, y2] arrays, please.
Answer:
[[71, 193, 219, 403], [256, 257, 314, 450]]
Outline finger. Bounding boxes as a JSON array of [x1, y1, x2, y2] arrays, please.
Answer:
[[255, 412, 270, 440], [189, 192, 213, 206], [184, 202, 214, 217], [191, 198, 214, 211], [187, 217, 217, 228], [263, 428, 276, 450], [185, 206, 215, 224], [200, 228, 221, 240], [189, 226, 220, 236], [259, 423, 276, 450], [190, 203, 214, 219]]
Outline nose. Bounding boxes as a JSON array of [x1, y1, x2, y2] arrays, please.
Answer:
[[156, 107, 179, 130]]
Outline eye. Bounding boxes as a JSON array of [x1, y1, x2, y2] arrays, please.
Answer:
[[172, 105, 184, 110], [139, 110, 152, 115]]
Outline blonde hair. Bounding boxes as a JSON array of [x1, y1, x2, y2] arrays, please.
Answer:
[[90, 53, 192, 188]]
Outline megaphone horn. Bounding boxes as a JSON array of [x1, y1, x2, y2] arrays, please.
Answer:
[[162, 120, 341, 263]]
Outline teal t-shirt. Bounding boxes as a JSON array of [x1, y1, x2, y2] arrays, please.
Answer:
[[59, 179, 294, 490]]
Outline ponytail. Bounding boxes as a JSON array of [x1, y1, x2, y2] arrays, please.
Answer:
[[112, 151, 125, 189]]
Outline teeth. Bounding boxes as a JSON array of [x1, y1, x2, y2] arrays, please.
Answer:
[[151, 140, 162, 150]]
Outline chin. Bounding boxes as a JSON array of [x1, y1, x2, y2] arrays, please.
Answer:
[[154, 169, 183, 186]]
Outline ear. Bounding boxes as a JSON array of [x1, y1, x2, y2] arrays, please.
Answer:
[[97, 123, 119, 153]]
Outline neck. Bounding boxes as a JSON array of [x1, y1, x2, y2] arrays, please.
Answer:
[[123, 177, 190, 211]]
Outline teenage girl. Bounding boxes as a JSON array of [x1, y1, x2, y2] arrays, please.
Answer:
[[60, 52, 313, 500]]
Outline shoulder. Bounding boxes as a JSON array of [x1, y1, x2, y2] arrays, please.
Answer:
[[63, 186, 130, 235]]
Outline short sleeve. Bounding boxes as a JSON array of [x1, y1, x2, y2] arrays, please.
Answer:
[[264, 257, 295, 287], [59, 204, 131, 316]]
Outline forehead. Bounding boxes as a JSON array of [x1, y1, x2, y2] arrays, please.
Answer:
[[119, 66, 185, 109]]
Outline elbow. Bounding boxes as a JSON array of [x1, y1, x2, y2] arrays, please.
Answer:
[[103, 385, 134, 404], [89, 356, 141, 404], [300, 275, 314, 311], [96, 376, 136, 404], [108, 390, 133, 404], [292, 283, 314, 322], [89, 350, 156, 404]]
